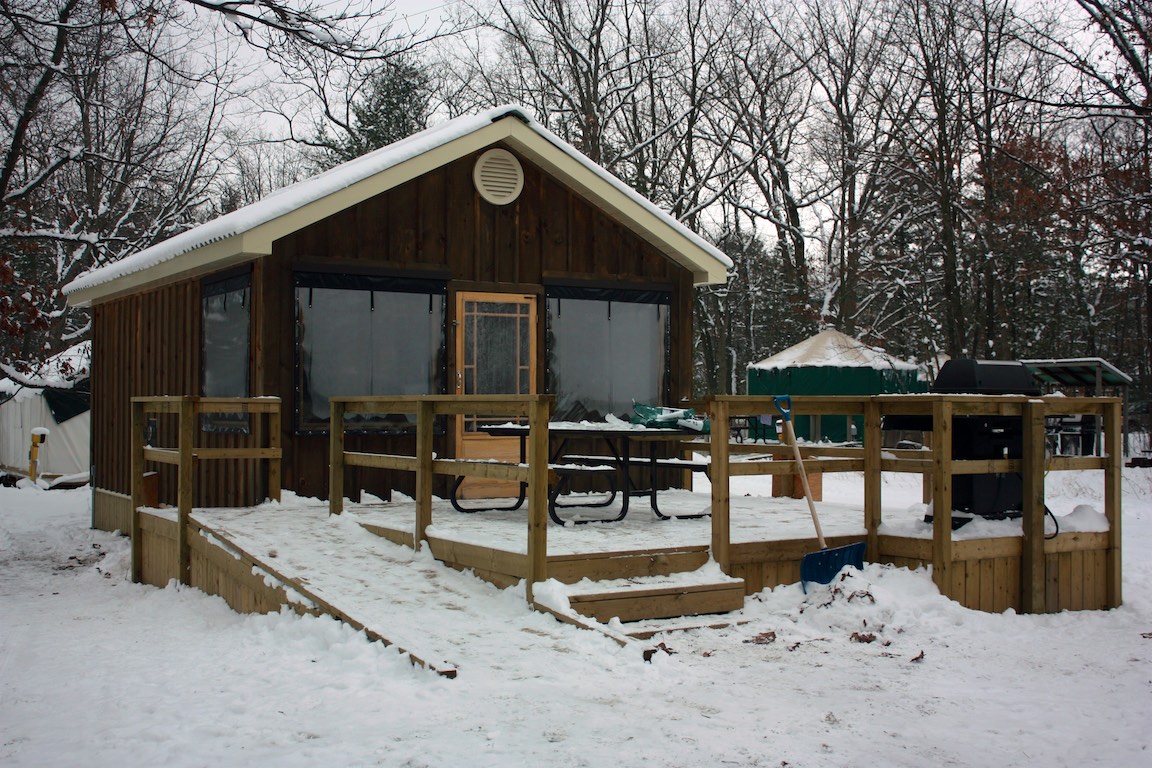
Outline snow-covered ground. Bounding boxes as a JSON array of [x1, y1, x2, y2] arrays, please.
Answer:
[[2, 469, 1150, 767]]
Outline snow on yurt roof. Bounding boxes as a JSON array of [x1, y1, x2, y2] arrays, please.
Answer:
[[749, 329, 917, 371]]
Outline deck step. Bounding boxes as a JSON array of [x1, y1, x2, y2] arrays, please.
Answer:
[[565, 575, 745, 623]]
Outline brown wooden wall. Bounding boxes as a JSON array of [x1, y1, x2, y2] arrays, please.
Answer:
[[92, 281, 265, 505], [92, 143, 699, 506]]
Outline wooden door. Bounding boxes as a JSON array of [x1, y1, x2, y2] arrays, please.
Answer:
[[455, 292, 537, 498]]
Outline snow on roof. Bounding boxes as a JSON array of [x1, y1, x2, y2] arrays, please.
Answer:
[[749, 329, 918, 371], [63, 105, 731, 299], [0, 341, 91, 400]]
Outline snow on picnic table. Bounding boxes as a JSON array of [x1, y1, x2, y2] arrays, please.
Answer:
[[1, 469, 1150, 767]]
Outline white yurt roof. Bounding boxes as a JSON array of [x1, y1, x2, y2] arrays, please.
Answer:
[[749, 329, 918, 371]]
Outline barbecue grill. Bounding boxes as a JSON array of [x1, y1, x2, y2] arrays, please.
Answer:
[[884, 359, 1040, 520]]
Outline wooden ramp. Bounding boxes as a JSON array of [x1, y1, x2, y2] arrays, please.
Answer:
[[188, 504, 745, 676]]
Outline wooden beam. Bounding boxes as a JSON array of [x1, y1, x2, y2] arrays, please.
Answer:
[[1021, 400, 1048, 613], [344, 452, 420, 472], [130, 400, 144, 584], [142, 447, 181, 465], [177, 398, 196, 586], [930, 399, 953, 596], [189, 447, 283, 460], [267, 404, 282, 503], [328, 399, 346, 515], [525, 397, 550, 603], [864, 400, 882, 561], [727, 457, 865, 475], [1103, 399, 1123, 608], [708, 398, 731, 574], [415, 400, 435, 549], [432, 459, 531, 482]]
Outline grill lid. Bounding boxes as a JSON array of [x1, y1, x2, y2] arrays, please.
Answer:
[[931, 359, 1041, 396]]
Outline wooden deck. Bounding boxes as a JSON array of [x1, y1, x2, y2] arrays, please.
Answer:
[[115, 393, 1123, 639]]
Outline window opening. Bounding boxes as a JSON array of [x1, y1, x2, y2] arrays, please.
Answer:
[[294, 272, 447, 433], [201, 271, 251, 432]]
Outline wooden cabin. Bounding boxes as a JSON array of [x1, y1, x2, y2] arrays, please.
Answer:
[[64, 106, 731, 531]]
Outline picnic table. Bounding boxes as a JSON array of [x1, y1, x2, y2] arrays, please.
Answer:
[[449, 420, 708, 523]]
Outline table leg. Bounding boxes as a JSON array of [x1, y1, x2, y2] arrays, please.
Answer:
[[449, 434, 528, 513]]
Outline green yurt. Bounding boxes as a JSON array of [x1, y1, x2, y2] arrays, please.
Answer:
[[747, 329, 926, 442]]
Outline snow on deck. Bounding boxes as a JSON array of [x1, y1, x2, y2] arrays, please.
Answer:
[[182, 482, 1104, 675], [352, 489, 870, 554], [190, 489, 878, 672]]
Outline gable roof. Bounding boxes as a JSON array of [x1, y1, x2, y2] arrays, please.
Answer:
[[749, 329, 919, 371], [64, 106, 732, 306]]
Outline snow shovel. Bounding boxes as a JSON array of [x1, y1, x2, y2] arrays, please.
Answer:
[[772, 396, 866, 592]]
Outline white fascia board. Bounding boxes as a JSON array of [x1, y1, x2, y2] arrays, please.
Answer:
[[66, 241, 262, 307]]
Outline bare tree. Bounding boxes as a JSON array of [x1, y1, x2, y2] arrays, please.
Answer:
[[1, 1, 235, 368]]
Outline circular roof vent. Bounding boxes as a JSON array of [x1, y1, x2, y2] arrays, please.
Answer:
[[473, 148, 524, 205]]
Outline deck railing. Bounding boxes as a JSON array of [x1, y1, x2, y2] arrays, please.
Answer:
[[130, 396, 282, 585], [327, 395, 554, 602], [702, 394, 1123, 611]]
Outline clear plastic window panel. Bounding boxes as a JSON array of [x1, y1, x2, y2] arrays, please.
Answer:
[[296, 287, 445, 430], [547, 297, 667, 422]]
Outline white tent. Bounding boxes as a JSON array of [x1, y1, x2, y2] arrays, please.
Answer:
[[0, 342, 91, 481]]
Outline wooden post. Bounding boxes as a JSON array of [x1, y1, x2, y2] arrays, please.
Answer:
[[328, 399, 346, 515], [414, 399, 435, 549], [267, 400, 282, 503], [1021, 399, 1048, 613], [525, 396, 550, 604], [930, 399, 953, 596], [130, 399, 145, 584], [177, 397, 196, 586], [863, 399, 882, 560], [1103, 399, 1123, 608], [709, 397, 731, 574]]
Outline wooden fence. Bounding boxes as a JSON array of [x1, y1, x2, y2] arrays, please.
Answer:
[[703, 394, 1123, 612], [130, 396, 283, 585], [328, 395, 554, 603]]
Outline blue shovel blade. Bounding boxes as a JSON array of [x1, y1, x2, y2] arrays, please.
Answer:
[[800, 541, 867, 592]]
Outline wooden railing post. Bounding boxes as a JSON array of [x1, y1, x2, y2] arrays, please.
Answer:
[[1021, 399, 1048, 613], [268, 402, 282, 503], [864, 399, 882, 560], [130, 399, 145, 584], [930, 399, 953, 597], [1103, 399, 1123, 608], [414, 399, 435, 549], [709, 397, 731, 574], [525, 396, 550, 603], [177, 397, 196, 585], [328, 399, 346, 515]]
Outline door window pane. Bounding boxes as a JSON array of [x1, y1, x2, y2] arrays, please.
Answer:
[[459, 295, 534, 433]]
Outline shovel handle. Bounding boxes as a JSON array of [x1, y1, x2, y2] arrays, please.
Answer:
[[775, 395, 826, 549]]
